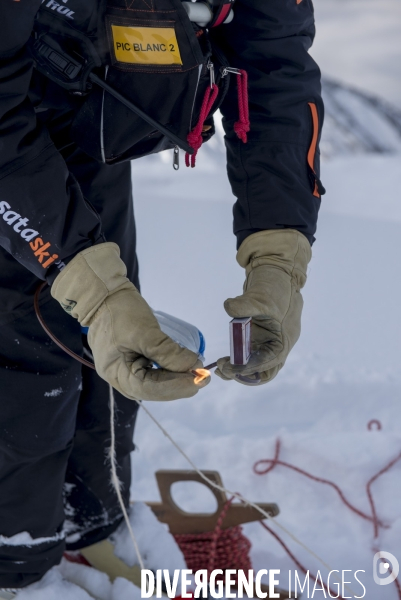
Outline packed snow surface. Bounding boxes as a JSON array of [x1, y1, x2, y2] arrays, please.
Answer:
[[110, 502, 186, 572], [129, 159, 401, 600], [14, 504, 184, 600]]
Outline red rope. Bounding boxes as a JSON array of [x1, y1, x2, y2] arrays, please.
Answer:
[[259, 521, 345, 599], [185, 68, 250, 168], [68, 426, 400, 600], [254, 439, 386, 528], [254, 435, 401, 600], [173, 497, 252, 581], [234, 70, 250, 143], [185, 84, 219, 168], [366, 450, 401, 538]]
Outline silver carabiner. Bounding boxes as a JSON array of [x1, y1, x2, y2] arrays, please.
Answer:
[[207, 60, 215, 88], [173, 145, 180, 171], [221, 66, 242, 78]]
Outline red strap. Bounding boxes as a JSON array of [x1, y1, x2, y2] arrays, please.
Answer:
[[210, 0, 235, 28], [185, 83, 219, 168], [234, 69, 250, 143], [212, 4, 232, 27]]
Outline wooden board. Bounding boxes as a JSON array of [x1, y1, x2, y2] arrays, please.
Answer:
[[145, 470, 292, 599], [146, 470, 279, 534]]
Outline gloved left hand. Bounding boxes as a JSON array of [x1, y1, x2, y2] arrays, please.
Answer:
[[215, 229, 311, 386], [51, 242, 209, 401]]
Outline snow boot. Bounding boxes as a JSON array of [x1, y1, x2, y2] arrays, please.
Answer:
[[80, 538, 142, 588], [71, 502, 186, 589], [0, 591, 17, 600]]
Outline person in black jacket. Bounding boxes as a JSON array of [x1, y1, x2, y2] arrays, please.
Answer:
[[0, 0, 323, 591]]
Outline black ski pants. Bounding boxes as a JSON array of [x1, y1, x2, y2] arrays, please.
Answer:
[[0, 107, 140, 588]]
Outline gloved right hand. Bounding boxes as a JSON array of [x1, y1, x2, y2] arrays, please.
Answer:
[[215, 229, 311, 385], [51, 242, 209, 401]]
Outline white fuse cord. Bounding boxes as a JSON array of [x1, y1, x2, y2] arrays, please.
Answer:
[[34, 290, 350, 592], [139, 401, 338, 574], [108, 386, 145, 571], [108, 388, 355, 597]]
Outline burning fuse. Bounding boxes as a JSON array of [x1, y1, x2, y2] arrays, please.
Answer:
[[229, 317, 252, 365]]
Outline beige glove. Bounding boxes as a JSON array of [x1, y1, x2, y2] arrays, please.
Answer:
[[51, 242, 209, 401], [216, 229, 311, 385]]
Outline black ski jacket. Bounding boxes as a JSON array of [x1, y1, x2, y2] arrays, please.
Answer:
[[0, 0, 323, 281]]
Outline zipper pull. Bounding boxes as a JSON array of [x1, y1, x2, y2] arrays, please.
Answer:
[[173, 145, 180, 171], [207, 60, 215, 88], [221, 66, 242, 78]]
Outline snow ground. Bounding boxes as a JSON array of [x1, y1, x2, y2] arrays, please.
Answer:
[[129, 154, 401, 600]]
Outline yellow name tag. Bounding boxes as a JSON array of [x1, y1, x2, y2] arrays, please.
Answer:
[[111, 25, 183, 66]]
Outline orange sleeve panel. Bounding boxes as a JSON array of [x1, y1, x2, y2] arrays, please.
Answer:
[[307, 102, 320, 198]]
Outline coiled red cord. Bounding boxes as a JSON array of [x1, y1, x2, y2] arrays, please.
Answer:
[[173, 497, 252, 580], [67, 423, 400, 599]]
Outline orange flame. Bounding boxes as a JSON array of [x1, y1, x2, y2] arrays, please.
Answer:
[[193, 368, 211, 385]]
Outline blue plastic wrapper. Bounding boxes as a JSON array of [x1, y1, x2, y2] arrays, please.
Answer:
[[153, 310, 205, 361], [81, 311, 205, 362]]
